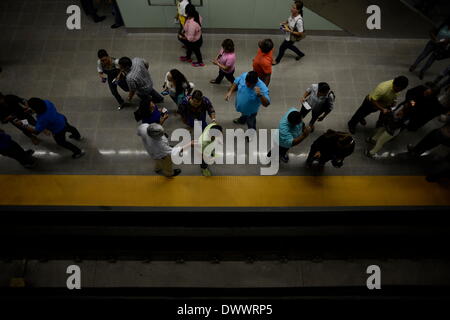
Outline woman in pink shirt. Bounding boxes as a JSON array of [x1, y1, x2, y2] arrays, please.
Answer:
[[210, 39, 236, 84], [178, 7, 204, 67]]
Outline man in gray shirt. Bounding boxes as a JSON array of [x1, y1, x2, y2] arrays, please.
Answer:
[[300, 82, 335, 131], [118, 57, 164, 104]]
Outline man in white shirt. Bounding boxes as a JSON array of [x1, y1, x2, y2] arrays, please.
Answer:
[[137, 123, 181, 177], [273, 1, 305, 65]]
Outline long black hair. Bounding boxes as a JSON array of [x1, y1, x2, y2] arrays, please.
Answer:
[[294, 0, 304, 16], [170, 69, 189, 95], [187, 7, 201, 27]]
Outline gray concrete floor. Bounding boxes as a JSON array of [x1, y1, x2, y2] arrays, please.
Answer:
[[0, 0, 449, 176]]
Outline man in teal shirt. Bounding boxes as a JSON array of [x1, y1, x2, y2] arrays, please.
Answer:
[[271, 108, 311, 163], [225, 71, 270, 130]]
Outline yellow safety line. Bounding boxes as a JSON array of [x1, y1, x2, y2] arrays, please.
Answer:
[[0, 175, 449, 207]]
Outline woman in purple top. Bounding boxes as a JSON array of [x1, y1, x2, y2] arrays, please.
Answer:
[[210, 39, 236, 84]]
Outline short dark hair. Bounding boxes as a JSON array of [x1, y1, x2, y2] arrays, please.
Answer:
[[259, 39, 274, 54], [287, 111, 302, 124], [393, 76, 409, 90], [245, 71, 259, 85], [97, 49, 108, 59], [222, 39, 235, 53], [118, 57, 132, 69], [318, 82, 331, 94], [28, 98, 47, 114], [210, 124, 223, 132], [191, 90, 203, 101]]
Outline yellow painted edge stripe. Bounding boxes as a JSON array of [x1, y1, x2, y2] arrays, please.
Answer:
[[0, 175, 449, 207]]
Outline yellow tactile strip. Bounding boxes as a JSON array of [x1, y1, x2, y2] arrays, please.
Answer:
[[0, 175, 449, 207]]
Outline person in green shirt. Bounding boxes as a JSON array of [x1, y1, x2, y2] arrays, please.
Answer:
[[199, 122, 223, 176], [348, 76, 409, 134]]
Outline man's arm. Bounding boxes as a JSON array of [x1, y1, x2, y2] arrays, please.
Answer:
[[254, 86, 270, 107], [225, 83, 238, 101], [292, 125, 312, 146]]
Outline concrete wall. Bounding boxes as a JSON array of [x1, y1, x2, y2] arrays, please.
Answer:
[[116, 0, 342, 31]]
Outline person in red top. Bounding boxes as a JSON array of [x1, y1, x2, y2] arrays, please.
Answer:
[[253, 39, 274, 86]]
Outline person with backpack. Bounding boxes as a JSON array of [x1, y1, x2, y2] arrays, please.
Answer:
[[306, 130, 355, 169], [299, 82, 335, 131], [161, 69, 194, 107], [273, 1, 305, 65]]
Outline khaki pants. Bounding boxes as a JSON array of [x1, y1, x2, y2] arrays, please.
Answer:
[[369, 128, 395, 155], [155, 156, 174, 177]]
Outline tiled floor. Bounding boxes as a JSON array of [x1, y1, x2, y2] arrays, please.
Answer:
[[0, 0, 449, 176]]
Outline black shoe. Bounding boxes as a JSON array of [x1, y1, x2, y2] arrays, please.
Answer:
[[111, 23, 124, 29], [347, 122, 356, 135], [72, 151, 85, 159], [171, 169, 181, 177], [154, 169, 162, 174], [93, 15, 106, 23], [25, 149, 35, 156], [360, 119, 367, 126], [295, 54, 305, 61], [233, 118, 245, 125]]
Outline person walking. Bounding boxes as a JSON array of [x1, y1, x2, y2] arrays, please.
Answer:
[[403, 83, 449, 131], [299, 82, 335, 131], [347, 76, 409, 134], [97, 49, 129, 110], [211, 39, 236, 84], [273, 1, 305, 65], [198, 123, 223, 176], [0, 129, 37, 168], [15, 98, 85, 159], [178, 7, 204, 67], [306, 130, 355, 169], [162, 69, 194, 107], [109, 0, 124, 29], [225, 71, 270, 131], [118, 56, 164, 104], [137, 123, 182, 178], [253, 39, 274, 86], [410, 17, 450, 80]]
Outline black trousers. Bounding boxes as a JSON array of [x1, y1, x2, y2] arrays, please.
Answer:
[[53, 119, 82, 155], [0, 140, 34, 166], [412, 128, 450, 155], [182, 37, 203, 63], [107, 77, 129, 105], [275, 40, 304, 63], [137, 88, 164, 104], [215, 69, 235, 84], [348, 96, 380, 129], [80, 0, 100, 18]]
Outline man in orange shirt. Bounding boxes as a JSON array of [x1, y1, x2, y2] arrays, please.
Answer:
[[253, 39, 274, 86]]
